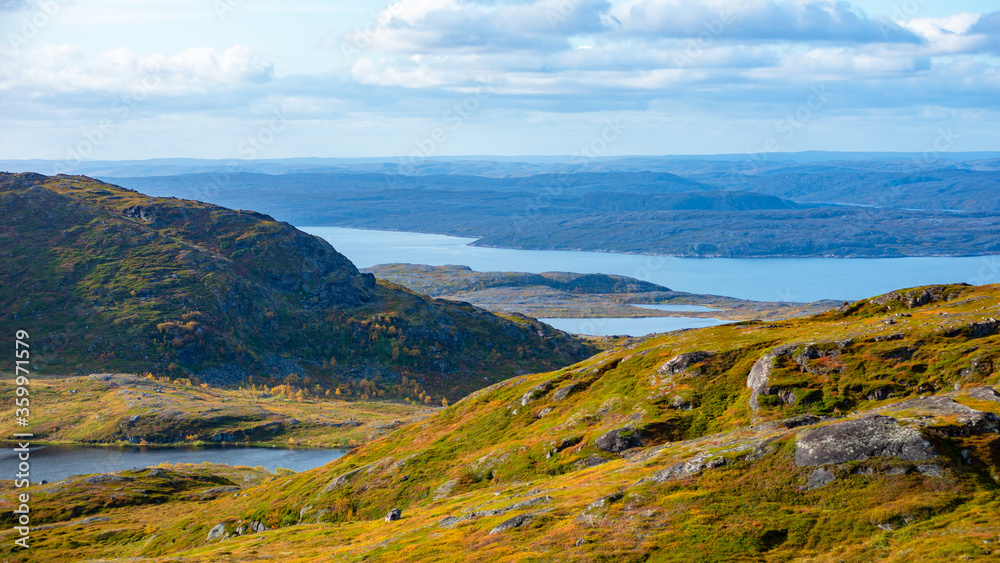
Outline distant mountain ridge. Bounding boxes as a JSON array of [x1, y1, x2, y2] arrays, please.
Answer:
[[5, 152, 1000, 177], [106, 168, 1000, 257]]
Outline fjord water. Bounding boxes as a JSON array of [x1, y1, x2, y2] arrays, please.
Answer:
[[1, 444, 346, 484], [540, 316, 730, 337], [302, 226, 1000, 303]]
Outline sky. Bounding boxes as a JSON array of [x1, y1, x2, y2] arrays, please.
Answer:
[[1, 0, 999, 161]]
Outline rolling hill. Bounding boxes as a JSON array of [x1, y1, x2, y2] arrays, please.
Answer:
[[0, 172, 594, 401], [5, 282, 1000, 561]]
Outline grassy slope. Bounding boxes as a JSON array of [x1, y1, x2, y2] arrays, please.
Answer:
[[0, 374, 430, 448], [0, 173, 594, 401], [4, 283, 1000, 561]]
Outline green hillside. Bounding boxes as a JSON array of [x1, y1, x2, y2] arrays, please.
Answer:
[[5, 282, 1000, 561], [0, 173, 593, 401]]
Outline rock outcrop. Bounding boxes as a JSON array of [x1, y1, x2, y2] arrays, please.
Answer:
[[747, 345, 795, 410], [488, 513, 535, 535], [659, 351, 713, 376], [647, 453, 727, 483], [206, 523, 227, 541], [593, 427, 643, 453], [794, 416, 936, 467]]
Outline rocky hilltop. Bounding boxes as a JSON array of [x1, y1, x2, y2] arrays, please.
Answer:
[[0, 173, 594, 400]]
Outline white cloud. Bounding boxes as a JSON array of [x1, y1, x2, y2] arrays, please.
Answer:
[[606, 0, 921, 42], [2, 0, 999, 159], [0, 44, 274, 99], [900, 13, 992, 55]]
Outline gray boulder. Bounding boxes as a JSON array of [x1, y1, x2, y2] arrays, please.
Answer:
[[385, 508, 402, 522], [555, 435, 582, 452], [805, 468, 836, 490], [746, 345, 796, 410], [552, 382, 586, 402], [520, 380, 556, 406], [795, 415, 936, 467], [882, 396, 1000, 436], [488, 513, 534, 535], [206, 523, 226, 541], [659, 351, 713, 376], [572, 455, 609, 470], [648, 453, 726, 483], [968, 386, 1000, 403], [593, 427, 643, 453]]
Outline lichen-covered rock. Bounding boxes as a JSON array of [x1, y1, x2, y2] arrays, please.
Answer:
[[968, 386, 1000, 403], [647, 453, 726, 483], [794, 415, 936, 467], [782, 414, 822, 429], [870, 285, 962, 309], [520, 380, 556, 406], [322, 466, 364, 492], [746, 345, 795, 410], [385, 508, 402, 522], [777, 389, 798, 405], [572, 455, 609, 470], [881, 395, 1000, 436], [916, 464, 943, 477], [433, 478, 459, 500], [552, 381, 586, 402], [585, 491, 624, 511], [805, 468, 836, 490], [488, 513, 534, 535], [555, 436, 582, 452], [577, 492, 624, 525], [206, 523, 226, 541], [659, 351, 713, 376], [593, 427, 643, 453]]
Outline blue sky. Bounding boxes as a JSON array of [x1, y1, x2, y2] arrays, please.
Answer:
[[1, 0, 998, 160]]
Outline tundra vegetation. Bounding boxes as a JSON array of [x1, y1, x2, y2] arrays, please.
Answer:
[[2, 281, 1000, 561]]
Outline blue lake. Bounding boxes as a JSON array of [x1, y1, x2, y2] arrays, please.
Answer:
[[302, 226, 1000, 303], [539, 317, 731, 337], [633, 304, 722, 312], [0, 444, 346, 484]]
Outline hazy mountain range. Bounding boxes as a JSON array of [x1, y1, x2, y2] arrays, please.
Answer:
[[5, 154, 1000, 258]]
